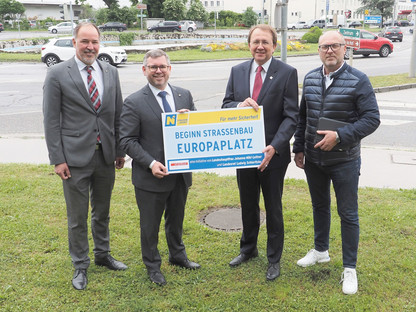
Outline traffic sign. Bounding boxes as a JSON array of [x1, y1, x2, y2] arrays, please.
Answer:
[[364, 15, 382, 24], [340, 28, 360, 49], [137, 3, 147, 9], [137, 14, 147, 17]]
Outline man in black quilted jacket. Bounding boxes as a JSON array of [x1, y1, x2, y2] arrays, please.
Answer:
[[292, 31, 380, 295]]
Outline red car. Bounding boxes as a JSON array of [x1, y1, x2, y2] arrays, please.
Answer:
[[344, 30, 393, 59]]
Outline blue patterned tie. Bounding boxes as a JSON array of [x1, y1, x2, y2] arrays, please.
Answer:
[[158, 91, 172, 113]]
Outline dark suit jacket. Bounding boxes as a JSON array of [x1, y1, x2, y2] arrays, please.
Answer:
[[119, 84, 195, 192], [43, 57, 124, 167], [222, 57, 299, 168]]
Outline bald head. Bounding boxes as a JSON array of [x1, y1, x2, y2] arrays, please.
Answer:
[[318, 31, 347, 74], [319, 31, 346, 45]]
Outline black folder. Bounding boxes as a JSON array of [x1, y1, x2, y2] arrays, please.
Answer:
[[315, 117, 349, 142]]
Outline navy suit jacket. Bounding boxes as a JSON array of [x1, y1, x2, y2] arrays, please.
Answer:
[[222, 57, 299, 168]]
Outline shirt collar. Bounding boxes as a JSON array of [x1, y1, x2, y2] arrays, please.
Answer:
[[148, 83, 172, 98], [252, 57, 273, 73], [322, 61, 345, 78], [75, 56, 99, 71]]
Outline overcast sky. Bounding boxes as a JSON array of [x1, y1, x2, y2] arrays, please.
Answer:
[[88, 0, 132, 9]]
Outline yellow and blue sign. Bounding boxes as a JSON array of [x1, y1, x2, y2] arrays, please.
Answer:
[[162, 107, 265, 173]]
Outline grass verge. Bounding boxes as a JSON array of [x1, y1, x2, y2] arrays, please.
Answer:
[[1, 164, 415, 311]]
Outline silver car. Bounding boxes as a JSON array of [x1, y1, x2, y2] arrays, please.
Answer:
[[180, 20, 197, 32], [48, 22, 77, 34]]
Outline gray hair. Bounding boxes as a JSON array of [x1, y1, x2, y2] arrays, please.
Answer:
[[143, 49, 171, 66], [74, 22, 101, 39]]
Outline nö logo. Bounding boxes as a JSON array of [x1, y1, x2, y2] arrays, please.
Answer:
[[165, 114, 177, 127]]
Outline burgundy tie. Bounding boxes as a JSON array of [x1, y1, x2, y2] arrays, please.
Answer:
[[86, 66, 101, 143], [86, 66, 101, 111], [252, 65, 263, 102]]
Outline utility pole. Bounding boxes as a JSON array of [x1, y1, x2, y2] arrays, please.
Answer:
[[410, 3, 416, 78], [275, 0, 289, 63]]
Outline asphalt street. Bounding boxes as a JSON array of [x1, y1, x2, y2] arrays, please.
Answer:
[[1, 30, 416, 189]]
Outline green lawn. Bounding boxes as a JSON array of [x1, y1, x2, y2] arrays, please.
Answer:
[[1, 164, 415, 311]]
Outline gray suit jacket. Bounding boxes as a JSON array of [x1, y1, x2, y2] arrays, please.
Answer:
[[222, 57, 299, 168], [43, 57, 124, 167], [119, 84, 195, 192]]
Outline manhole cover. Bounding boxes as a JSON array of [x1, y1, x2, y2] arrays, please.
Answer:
[[200, 207, 266, 231]]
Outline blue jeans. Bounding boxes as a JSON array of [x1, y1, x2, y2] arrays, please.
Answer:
[[304, 158, 361, 268]]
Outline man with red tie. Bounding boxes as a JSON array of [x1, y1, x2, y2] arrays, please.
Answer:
[[222, 24, 299, 281], [43, 22, 127, 291]]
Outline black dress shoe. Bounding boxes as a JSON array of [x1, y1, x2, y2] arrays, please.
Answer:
[[169, 258, 201, 269], [148, 271, 167, 286], [229, 249, 258, 267], [266, 262, 280, 281], [95, 255, 128, 271], [72, 269, 87, 290]]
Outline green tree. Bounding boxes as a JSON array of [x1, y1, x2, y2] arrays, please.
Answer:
[[144, 0, 164, 18], [211, 10, 241, 27], [163, 0, 186, 21], [186, 0, 208, 23], [358, 0, 395, 21], [79, 3, 95, 21], [0, 0, 25, 24], [242, 7, 258, 27], [119, 6, 139, 26], [95, 8, 109, 25]]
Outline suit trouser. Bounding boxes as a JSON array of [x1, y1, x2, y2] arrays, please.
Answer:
[[237, 165, 287, 264], [134, 175, 188, 272], [62, 149, 115, 269]]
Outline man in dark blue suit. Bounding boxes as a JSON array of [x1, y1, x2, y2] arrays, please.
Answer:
[[222, 24, 298, 281]]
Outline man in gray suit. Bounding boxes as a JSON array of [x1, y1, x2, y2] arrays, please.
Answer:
[[119, 49, 200, 286], [43, 22, 127, 291]]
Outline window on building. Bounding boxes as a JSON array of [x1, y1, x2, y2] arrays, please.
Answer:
[[205, 1, 208, 6], [211, 1, 214, 7], [217, 1, 220, 6]]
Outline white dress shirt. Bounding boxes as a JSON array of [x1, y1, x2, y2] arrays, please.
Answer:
[[75, 57, 104, 102]]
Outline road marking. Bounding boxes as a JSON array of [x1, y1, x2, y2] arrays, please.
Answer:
[[378, 101, 416, 109], [380, 119, 413, 126], [380, 109, 416, 117]]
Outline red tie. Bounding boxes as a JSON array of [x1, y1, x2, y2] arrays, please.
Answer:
[[252, 65, 263, 102], [86, 66, 101, 143], [86, 66, 101, 111]]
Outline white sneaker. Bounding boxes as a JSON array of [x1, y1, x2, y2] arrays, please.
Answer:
[[341, 268, 358, 295], [296, 249, 330, 267]]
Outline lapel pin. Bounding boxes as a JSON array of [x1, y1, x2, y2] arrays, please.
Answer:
[[178, 94, 182, 97], [269, 76, 273, 79]]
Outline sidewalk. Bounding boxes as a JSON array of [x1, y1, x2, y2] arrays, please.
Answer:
[[1, 135, 415, 190]]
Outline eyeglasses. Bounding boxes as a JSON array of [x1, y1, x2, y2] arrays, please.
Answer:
[[147, 65, 170, 72], [318, 43, 345, 52]]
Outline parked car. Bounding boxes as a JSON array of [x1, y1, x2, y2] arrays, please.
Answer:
[[41, 37, 127, 67], [348, 21, 362, 28], [48, 22, 77, 34], [397, 20, 410, 27], [98, 22, 127, 32], [0, 22, 4, 32], [380, 26, 403, 42], [410, 28, 413, 34], [147, 21, 181, 32], [305, 19, 325, 28], [179, 20, 197, 32], [383, 20, 401, 27], [344, 30, 393, 59], [287, 21, 306, 30]]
